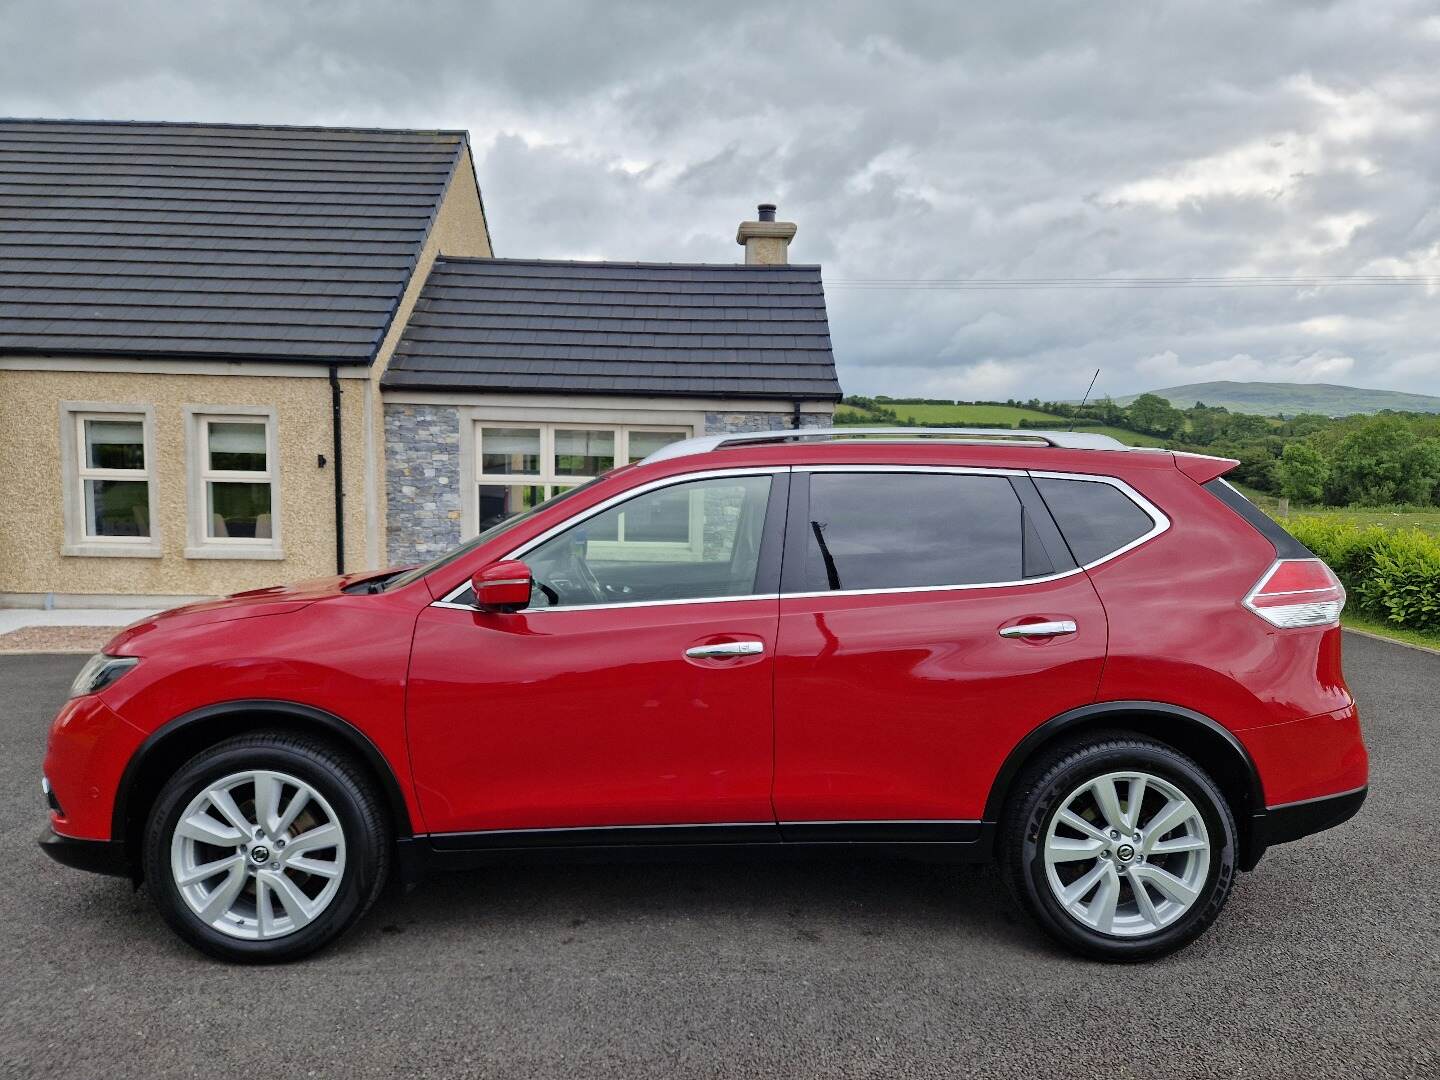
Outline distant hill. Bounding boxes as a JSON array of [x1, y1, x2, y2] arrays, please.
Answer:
[[1114, 381, 1440, 417]]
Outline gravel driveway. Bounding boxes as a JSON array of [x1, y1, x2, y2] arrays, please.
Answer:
[[0, 632, 1434, 1079]]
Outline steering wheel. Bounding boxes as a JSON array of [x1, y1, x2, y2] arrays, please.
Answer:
[[565, 543, 606, 603]]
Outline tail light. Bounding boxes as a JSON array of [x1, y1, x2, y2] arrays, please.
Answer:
[[1243, 558, 1345, 628]]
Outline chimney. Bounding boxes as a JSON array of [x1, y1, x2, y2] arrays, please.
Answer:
[[736, 202, 796, 265]]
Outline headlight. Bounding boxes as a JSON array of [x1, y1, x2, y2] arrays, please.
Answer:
[[69, 653, 139, 698]]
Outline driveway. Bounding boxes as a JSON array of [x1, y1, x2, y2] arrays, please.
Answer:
[[0, 633, 1434, 1079]]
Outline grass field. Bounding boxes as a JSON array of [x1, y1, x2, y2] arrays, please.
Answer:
[[1083, 425, 1169, 447], [1233, 483, 1440, 537], [836, 402, 1067, 425]]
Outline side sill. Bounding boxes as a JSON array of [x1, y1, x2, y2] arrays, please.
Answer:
[[395, 823, 995, 885]]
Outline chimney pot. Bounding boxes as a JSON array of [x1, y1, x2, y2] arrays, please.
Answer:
[[736, 203, 797, 265]]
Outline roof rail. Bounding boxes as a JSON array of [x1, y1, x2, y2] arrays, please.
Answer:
[[640, 426, 1132, 464]]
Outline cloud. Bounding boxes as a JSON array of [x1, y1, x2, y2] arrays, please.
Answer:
[[2, 0, 1439, 397], [1135, 349, 1357, 386]]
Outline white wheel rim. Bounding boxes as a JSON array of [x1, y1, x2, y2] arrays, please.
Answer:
[[1043, 770, 1211, 938], [169, 769, 347, 941]]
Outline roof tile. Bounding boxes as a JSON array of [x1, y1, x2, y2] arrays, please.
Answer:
[[384, 257, 840, 400], [0, 119, 465, 362]]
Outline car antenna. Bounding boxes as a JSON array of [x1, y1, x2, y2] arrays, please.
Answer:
[[1072, 368, 1100, 432]]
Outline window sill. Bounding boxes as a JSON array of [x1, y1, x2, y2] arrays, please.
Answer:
[[184, 546, 286, 561], [62, 542, 163, 559]]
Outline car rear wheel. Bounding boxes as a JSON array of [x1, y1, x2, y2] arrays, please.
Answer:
[[1002, 734, 1237, 961], [143, 732, 389, 963]]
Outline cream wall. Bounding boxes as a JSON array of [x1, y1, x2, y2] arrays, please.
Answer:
[[0, 367, 371, 601], [0, 145, 494, 602], [364, 149, 492, 565]]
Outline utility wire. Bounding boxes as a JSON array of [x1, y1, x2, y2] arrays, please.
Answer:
[[826, 274, 1440, 291]]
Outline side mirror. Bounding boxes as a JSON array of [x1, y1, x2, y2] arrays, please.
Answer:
[[472, 560, 533, 612]]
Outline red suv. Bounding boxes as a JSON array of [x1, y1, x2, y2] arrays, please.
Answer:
[[40, 428, 1367, 962]]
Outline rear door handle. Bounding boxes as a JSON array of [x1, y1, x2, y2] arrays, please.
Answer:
[[998, 620, 1078, 639], [685, 641, 766, 659]]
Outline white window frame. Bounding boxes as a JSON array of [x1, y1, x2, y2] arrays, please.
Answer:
[[59, 402, 162, 558], [183, 405, 283, 560], [465, 419, 695, 554]]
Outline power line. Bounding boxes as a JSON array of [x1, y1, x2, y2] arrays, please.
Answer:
[[825, 274, 1440, 291]]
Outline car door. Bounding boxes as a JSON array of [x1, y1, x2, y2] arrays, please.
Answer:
[[772, 466, 1110, 838], [406, 469, 788, 840]]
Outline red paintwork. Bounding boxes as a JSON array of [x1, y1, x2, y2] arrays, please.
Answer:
[[473, 559, 535, 610], [773, 578, 1107, 821], [43, 440, 1367, 852], [407, 601, 777, 832]]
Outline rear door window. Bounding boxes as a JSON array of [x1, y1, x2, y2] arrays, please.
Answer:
[[794, 472, 1051, 592], [1033, 476, 1158, 565]]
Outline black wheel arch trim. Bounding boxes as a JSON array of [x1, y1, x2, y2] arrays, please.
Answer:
[[112, 699, 415, 856], [982, 699, 1265, 852]]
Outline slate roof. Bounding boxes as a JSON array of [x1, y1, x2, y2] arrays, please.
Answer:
[[383, 257, 841, 400], [0, 119, 471, 363]]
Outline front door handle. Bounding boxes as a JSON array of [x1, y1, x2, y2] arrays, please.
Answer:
[[999, 620, 1078, 639], [685, 641, 766, 659]]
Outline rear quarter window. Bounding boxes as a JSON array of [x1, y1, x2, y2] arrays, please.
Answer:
[[1033, 476, 1157, 565]]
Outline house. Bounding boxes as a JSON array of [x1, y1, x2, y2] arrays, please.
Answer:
[[380, 249, 840, 563], [0, 119, 839, 608]]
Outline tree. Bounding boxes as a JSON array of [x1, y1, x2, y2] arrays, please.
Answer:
[[1277, 442, 1329, 505], [1398, 438, 1440, 506], [1126, 393, 1184, 437], [1327, 417, 1420, 506], [1219, 413, 1273, 441]]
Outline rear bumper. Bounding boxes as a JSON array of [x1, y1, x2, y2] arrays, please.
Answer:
[[37, 828, 130, 878], [1242, 785, 1367, 870]]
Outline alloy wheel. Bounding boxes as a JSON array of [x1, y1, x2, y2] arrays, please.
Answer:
[[169, 769, 347, 941], [1042, 770, 1211, 937]]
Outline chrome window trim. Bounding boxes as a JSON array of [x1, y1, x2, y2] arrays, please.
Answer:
[[431, 592, 780, 614], [781, 465, 1169, 601], [431, 463, 1169, 611], [434, 466, 786, 610], [1025, 469, 1170, 567]]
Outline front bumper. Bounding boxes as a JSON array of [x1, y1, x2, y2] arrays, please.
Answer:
[[37, 828, 130, 878], [1242, 784, 1367, 870]]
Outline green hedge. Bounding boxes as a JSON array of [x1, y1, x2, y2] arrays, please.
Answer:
[[1017, 418, 1102, 429], [1284, 517, 1440, 632]]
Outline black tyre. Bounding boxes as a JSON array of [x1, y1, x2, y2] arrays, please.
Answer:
[[1001, 733, 1237, 962], [143, 731, 390, 963]]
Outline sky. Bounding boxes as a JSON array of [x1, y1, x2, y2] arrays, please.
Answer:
[[4, 0, 1440, 402]]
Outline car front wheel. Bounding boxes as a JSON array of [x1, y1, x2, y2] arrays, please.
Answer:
[[143, 732, 389, 962], [1002, 734, 1237, 961]]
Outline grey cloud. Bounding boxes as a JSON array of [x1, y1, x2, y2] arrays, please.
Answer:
[[3, 0, 1439, 398]]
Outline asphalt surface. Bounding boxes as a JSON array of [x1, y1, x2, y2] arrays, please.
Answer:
[[0, 634, 1435, 1079]]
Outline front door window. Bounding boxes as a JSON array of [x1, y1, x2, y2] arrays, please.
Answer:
[[523, 474, 773, 607]]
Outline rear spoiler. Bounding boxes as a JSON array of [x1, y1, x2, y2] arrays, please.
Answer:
[[1172, 451, 1240, 485]]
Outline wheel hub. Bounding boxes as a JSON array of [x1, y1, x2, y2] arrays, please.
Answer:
[[1041, 769, 1211, 938], [169, 768, 347, 942]]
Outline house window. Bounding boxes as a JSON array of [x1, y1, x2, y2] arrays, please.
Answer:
[[184, 407, 282, 559], [60, 403, 161, 558], [475, 424, 688, 534]]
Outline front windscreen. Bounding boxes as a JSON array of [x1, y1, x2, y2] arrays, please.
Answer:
[[382, 477, 607, 591]]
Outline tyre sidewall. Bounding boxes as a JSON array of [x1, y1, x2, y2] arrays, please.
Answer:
[[144, 740, 383, 963], [1016, 742, 1236, 961]]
